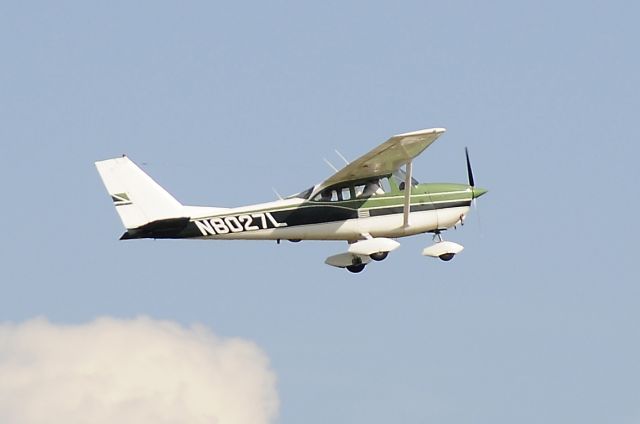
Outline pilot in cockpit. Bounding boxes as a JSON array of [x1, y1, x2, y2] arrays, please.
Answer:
[[320, 189, 332, 202]]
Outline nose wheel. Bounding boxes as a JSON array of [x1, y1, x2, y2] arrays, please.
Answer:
[[422, 231, 464, 261], [438, 252, 455, 261]]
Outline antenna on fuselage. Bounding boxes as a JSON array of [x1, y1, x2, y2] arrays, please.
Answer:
[[272, 187, 283, 200], [323, 158, 339, 172], [334, 150, 350, 165]]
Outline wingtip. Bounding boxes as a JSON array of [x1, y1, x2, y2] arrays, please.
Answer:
[[95, 154, 130, 165], [396, 127, 446, 137]]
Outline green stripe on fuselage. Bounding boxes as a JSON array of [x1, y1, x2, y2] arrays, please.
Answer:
[[331, 183, 473, 209]]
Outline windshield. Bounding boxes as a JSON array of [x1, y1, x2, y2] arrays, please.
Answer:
[[286, 186, 314, 200], [392, 167, 419, 188]]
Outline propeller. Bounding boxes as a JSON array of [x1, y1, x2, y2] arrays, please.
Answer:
[[465, 147, 475, 188], [464, 147, 486, 235], [465, 147, 487, 200]]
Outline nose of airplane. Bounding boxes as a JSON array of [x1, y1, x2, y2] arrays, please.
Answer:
[[472, 187, 488, 198]]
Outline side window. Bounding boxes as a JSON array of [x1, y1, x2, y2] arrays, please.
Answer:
[[312, 189, 340, 202], [311, 186, 357, 201], [313, 190, 332, 202]]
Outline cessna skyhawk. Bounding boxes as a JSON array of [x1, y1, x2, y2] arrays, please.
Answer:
[[95, 128, 487, 273]]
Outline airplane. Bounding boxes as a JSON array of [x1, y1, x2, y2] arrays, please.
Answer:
[[95, 127, 487, 273]]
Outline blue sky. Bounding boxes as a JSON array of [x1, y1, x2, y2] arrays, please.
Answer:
[[1, 1, 639, 423]]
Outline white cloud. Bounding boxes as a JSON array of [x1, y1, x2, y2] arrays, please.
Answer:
[[0, 316, 278, 424]]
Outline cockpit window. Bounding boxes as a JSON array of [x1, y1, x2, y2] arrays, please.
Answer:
[[312, 178, 391, 202], [312, 189, 336, 202]]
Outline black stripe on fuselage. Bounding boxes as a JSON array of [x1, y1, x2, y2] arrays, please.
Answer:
[[271, 205, 358, 227], [124, 200, 471, 239]]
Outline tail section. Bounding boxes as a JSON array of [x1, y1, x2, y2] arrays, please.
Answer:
[[95, 156, 183, 230]]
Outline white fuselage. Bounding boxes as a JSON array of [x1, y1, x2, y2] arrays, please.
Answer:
[[190, 199, 469, 241]]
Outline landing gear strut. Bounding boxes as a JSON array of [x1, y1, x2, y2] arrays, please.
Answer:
[[433, 232, 453, 261]]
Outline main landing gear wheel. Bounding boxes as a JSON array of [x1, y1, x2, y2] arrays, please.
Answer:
[[346, 256, 366, 273], [438, 253, 455, 261], [346, 263, 366, 273], [369, 251, 388, 261]]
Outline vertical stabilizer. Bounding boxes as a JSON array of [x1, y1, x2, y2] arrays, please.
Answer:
[[95, 156, 183, 229]]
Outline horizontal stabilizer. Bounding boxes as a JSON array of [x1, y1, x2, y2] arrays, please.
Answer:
[[120, 217, 190, 240]]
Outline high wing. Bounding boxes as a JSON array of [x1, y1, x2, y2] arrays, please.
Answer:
[[313, 127, 446, 194]]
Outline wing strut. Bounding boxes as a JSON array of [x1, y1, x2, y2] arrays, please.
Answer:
[[403, 161, 413, 227]]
